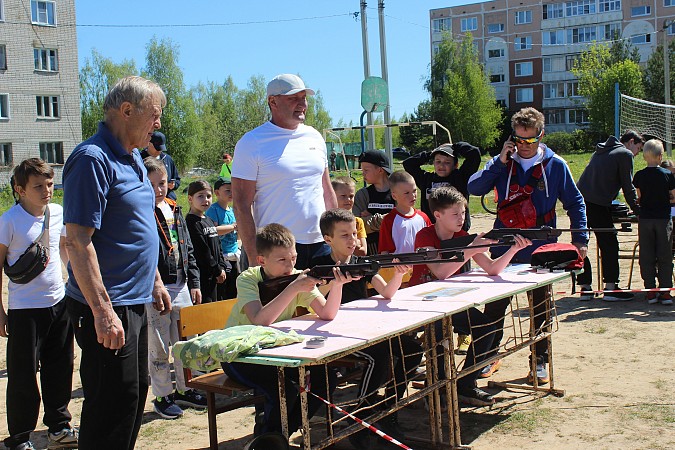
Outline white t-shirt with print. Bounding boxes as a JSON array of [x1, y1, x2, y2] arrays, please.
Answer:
[[0, 203, 66, 309], [232, 121, 328, 244]]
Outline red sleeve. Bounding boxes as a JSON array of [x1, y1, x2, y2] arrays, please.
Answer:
[[419, 210, 432, 226], [378, 212, 396, 253]]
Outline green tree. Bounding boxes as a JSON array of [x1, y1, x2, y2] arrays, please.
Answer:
[[425, 33, 502, 149], [398, 102, 438, 153], [572, 42, 644, 135], [643, 40, 675, 103], [143, 37, 201, 171], [305, 92, 333, 135], [79, 49, 138, 139]]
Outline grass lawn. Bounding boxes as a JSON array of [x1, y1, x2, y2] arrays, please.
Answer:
[[0, 150, 652, 216]]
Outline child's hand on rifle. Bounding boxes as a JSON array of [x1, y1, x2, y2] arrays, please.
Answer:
[[330, 263, 361, 286], [392, 258, 412, 275], [289, 270, 325, 293], [510, 234, 532, 251]]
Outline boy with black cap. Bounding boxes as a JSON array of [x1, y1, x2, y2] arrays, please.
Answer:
[[206, 176, 239, 299], [352, 149, 395, 254], [403, 141, 481, 230], [142, 131, 181, 200]]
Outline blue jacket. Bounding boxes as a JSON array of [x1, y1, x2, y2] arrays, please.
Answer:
[[468, 144, 588, 262]]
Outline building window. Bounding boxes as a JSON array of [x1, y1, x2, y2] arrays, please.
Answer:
[[668, 23, 675, 35], [487, 23, 504, 33], [432, 17, 451, 33], [569, 109, 590, 124], [631, 6, 651, 16], [566, 54, 581, 70], [0, 94, 8, 119], [34, 48, 58, 72], [515, 61, 534, 76], [543, 3, 564, 19], [544, 82, 566, 99], [36, 95, 60, 118], [496, 99, 508, 108], [604, 23, 621, 40], [543, 30, 565, 45], [667, 0, 675, 6], [0, 44, 6, 70], [0, 143, 12, 166], [599, 0, 621, 11], [630, 34, 651, 45], [544, 56, 566, 72], [0, 0, 4, 22], [461, 17, 478, 32], [547, 110, 566, 124], [566, 0, 596, 16], [516, 88, 534, 103], [567, 81, 580, 97], [514, 36, 532, 50], [488, 48, 505, 58], [515, 10, 532, 24], [568, 26, 597, 44], [40, 142, 64, 164], [490, 74, 505, 83], [31, 0, 56, 25]]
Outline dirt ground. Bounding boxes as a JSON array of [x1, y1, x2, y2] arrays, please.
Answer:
[[0, 213, 674, 450]]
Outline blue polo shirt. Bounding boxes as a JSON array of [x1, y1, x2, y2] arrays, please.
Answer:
[[63, 122, 159, 306]]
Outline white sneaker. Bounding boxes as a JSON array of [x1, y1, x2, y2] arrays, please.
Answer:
[[47, 427, 78, 449]]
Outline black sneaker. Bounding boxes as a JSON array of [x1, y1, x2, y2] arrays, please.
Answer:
[[153, 395, 184, 419], [174, 389, 207, 409], [602, 288, 634, 302], [457, 387, 495, 407]]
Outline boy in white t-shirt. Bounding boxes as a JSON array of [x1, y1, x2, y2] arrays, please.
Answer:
[[0, 159, 78, 450]]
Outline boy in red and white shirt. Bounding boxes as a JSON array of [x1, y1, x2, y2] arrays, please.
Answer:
[[379, 170, 431, 254]]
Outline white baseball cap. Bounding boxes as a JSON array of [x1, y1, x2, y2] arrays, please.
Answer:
[[266, 74, 315, 96]]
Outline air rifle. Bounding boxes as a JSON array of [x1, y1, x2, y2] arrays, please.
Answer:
[[483, 223, 632, 242], [258, 233, 501, 305]]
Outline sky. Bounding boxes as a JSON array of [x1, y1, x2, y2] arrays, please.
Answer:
[[74, 0, 480, 126]]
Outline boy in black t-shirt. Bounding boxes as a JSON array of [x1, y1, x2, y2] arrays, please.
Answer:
[[312, 209, 421, 445], [633, 139, 675, 305]]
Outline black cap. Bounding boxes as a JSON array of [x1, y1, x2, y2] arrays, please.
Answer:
[[358, 150, 392, 174], [214, 176, 231, 190], [430, 143, 455, 160], [150, 131, 167, 152]]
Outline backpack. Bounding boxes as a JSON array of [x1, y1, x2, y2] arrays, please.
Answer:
[[530, 243, 583, 271]]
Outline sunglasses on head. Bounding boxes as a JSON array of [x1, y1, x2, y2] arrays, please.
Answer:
[[512, 130, 543, 145]]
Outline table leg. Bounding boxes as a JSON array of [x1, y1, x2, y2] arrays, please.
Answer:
[[444, 316, 463, 449], [424, 323, 441, 446], [277, 366, 289, 439], [298, 366, 312, 450]]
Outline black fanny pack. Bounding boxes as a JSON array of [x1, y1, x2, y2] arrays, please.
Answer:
[[4, 207, 51, 284]]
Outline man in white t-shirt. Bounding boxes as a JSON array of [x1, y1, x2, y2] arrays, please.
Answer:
[[232, 74, 337, 269]]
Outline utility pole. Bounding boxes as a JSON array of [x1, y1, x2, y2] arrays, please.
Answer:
[[360, 1, 376, 150], [378, 0, 393, 160], [665, 20, 673, 155]]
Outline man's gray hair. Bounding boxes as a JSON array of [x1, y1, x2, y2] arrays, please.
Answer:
[[103, 76, 167, 114]]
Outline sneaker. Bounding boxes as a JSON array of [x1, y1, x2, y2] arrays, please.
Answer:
[[48, 427, 78, 449], [457, 386, 495, 407], [646, 292, 659, 304], [527, 362, 550, 385], [153, 396, 184, 419], [579, 286, 594, 301], [479, 359, 502, 378], [173, 389, 208, 409], [456, 334, 471, 355], [11, 443, 35, 450], [660, 292, 674, 306], [602, 287, 634, 302]]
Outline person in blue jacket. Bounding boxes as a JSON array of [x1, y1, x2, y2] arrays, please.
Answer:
[[467, 107, 588, 385]]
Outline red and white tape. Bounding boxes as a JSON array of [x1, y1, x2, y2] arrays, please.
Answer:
[[299, 379, 413, 450], [554, 287, 675, 295]]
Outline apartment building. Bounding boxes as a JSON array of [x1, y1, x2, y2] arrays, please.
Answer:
[[0, 0, 81, 185], [431, 0, 675, 132]]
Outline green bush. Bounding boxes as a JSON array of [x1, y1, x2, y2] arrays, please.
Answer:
[[542, 130, 596, 154]]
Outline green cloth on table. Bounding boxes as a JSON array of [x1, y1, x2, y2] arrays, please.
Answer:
[[173, 325, 304, 372]]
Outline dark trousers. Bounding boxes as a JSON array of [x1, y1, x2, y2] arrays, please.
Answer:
[[4, 300, 74, 449], [578, 202, 620, 286], [223, 362, 337, 435], [355, 335, 423, 404], [66, 297, 148, 450], [216, 261, 239, 301], [638, 218, 674, 289], [295, 241, 330, 270], [483, 286, 550, 364], [435, 307, 495, 389]]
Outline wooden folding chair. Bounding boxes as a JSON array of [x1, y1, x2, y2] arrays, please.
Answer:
[[178, 299, 265, 450]]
